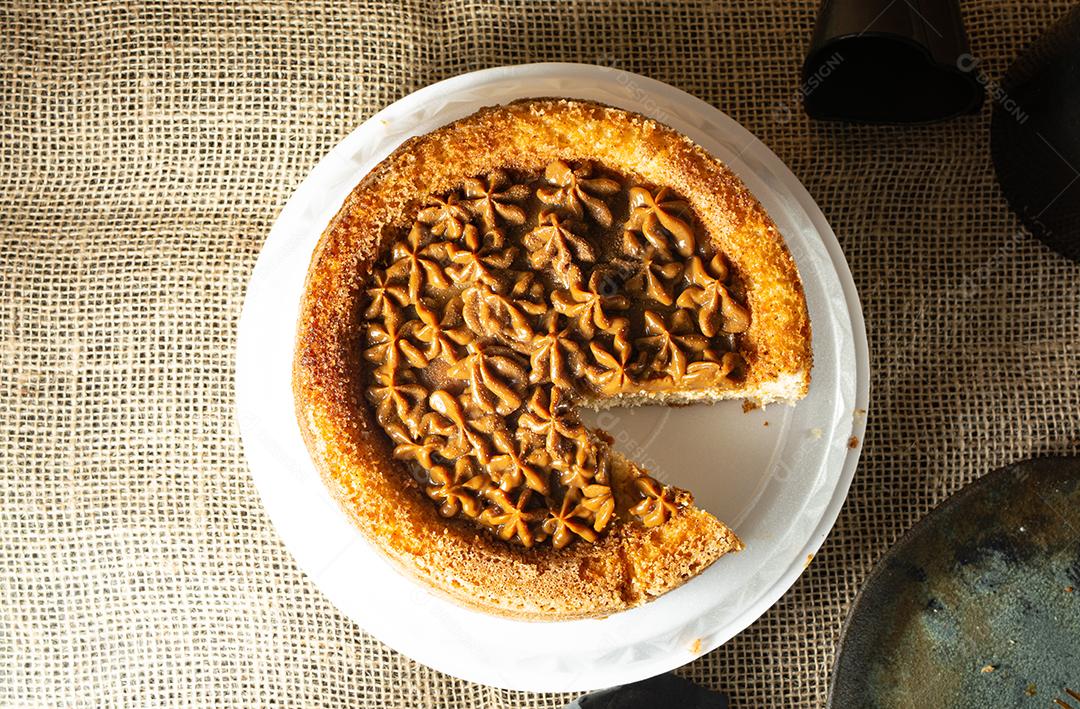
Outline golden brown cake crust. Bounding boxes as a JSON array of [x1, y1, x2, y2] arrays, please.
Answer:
[[292, 98, 810, 619]]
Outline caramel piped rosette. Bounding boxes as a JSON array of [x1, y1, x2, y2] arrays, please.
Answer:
[[360, 160, 751, 549]]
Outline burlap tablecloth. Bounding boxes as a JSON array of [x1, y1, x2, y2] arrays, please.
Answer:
[[3, 1, 1079, 706]]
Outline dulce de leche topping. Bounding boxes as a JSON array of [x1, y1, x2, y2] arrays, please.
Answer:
[[361, 160, 750, 549]]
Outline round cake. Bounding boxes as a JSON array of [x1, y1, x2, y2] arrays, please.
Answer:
[[293, 98, 811, 619]]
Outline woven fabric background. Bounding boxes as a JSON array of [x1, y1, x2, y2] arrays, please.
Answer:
[[2, 1, 1078, 706]]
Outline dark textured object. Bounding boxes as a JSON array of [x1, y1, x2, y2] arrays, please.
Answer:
[[828, 457, 1080, 708], [991, 4, 1080, 262], [802, 0, 983, 122], [568, 674, 729, 709]]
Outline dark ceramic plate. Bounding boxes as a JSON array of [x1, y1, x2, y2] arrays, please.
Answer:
[[829, 457, 1080, 708]]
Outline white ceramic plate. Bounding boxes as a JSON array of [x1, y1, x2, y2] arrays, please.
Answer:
[[236, 63, 869, 693]]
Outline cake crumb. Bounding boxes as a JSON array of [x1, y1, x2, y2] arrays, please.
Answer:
[[690, 638, 702, 654], [804, 553, 814, 568], [810, 427, 823, 439], [980, 664, 995, 674], [742, 400, 759, 413], [763, 420, 769, 427], [854, 408, 867, 417], [1066, 586, 1074, 593], [847, 436, 859, 449], [1025, 684, 1037, 696]]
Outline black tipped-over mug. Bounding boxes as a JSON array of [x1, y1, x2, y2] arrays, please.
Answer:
[[802, 0, 984, 123]]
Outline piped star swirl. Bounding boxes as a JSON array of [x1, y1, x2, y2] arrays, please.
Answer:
[[360, 161, 750, 547]]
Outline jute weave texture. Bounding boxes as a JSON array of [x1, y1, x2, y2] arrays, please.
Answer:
[[2, 1, 1079, 706]]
